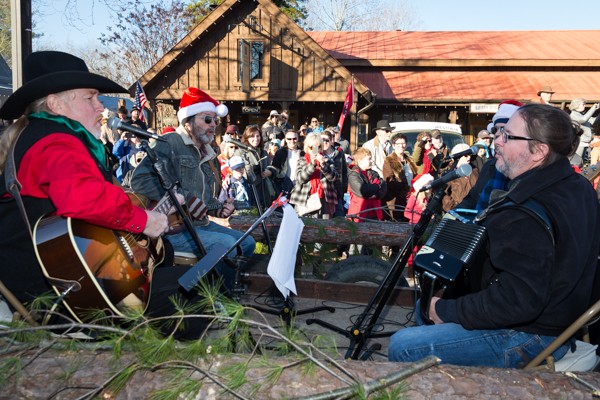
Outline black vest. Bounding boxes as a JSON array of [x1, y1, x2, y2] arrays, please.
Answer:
[[0, 119, 113, 304]]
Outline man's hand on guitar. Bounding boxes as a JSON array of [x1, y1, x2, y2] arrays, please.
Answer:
[[143, 210, 169, 238], [219, 198, 235, 218]]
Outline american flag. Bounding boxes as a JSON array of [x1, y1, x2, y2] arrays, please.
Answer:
[[134, 80, 147, 122]]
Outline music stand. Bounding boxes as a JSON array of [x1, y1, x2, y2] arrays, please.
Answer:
[[306, 184, 447, 360]]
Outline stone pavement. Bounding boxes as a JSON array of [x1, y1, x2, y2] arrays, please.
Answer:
[[240, 288, 418, 362]]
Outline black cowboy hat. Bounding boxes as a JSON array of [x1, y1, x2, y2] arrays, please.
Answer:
[[0, 51, 127, 119], [372, 119, 393, 132]]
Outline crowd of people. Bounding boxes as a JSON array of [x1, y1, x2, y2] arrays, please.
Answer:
[[0, 51, 598, 371]]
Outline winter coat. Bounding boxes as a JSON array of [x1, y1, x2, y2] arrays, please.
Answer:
[[347, 165, 387, 221], [289, 152, 337, 214], [382, 152, 417, 220]]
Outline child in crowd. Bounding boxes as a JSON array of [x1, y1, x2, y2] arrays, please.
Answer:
[[219, 156, 253, 208], [404, 174, 434, 224]]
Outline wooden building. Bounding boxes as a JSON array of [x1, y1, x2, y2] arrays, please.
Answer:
[[136, 0, 600, 148]]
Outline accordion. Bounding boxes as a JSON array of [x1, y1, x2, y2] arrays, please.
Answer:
[[414, 216, 488, 324], [414, 217, 487, 283]]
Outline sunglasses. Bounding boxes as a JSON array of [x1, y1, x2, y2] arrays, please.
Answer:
[[286, 137, 298, 141], [228, 146, 238, 150], [197, 115, 218, 124], [321, 138, 330, 143], [281, 116, 288, 119]]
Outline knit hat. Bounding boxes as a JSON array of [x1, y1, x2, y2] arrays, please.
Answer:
[[177, 87, 228, 123], [269, 139, 282, 148], [412, 174, 434, 193], [450, 143, 470, 156], [492, 99, 523, 126], [228, 155, 245, 171]]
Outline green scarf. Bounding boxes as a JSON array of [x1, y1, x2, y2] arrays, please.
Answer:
[[28, 111, 109, 172]]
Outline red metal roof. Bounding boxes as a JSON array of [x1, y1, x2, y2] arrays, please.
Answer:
[[308, 31, 600, 102]]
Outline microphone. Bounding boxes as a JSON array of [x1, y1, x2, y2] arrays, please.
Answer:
[[108, 116, 164, 141], [444, 145, 481, 161], [421, 164, 472, 191], [222, 136, 257, 153]]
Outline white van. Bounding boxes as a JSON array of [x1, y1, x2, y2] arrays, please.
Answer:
[[389, 121, 464, 154]]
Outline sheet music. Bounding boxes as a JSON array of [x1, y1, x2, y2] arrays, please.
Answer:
[[267, 204, 304, 299]]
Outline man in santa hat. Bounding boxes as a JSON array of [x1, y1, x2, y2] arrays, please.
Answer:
[[130, 87, 256, 290]]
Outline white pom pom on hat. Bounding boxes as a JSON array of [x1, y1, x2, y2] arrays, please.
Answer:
[[177, 87, 228, 123]]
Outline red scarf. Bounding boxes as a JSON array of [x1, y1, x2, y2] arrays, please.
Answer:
[[305, 153, 324, 197]]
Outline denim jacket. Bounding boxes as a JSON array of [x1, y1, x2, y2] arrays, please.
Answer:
[[130, 126, 223, 215]]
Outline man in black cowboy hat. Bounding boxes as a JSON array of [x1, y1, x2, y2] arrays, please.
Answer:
[[362, 119, 393, 176], [0, 51, 208, 338]]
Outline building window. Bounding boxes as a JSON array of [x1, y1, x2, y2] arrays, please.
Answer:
[[240, 40, 264, 83]]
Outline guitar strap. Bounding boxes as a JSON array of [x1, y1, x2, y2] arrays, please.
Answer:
[[4, 128, 34, 240]]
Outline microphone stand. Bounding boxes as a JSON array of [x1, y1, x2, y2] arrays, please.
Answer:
[[306, 181, 447, 360], [140, 139, 207, 257], [245, 147, 274, 253]]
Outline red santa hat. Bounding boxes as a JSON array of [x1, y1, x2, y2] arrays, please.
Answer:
[[177, 87, 228, 123]]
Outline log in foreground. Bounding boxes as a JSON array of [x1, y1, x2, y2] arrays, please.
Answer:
[[214, 215, 412, 246]]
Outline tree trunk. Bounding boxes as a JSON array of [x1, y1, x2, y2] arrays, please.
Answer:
[[212, 215, 412, 246]]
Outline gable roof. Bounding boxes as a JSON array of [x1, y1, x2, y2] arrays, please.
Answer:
[[137, 0, 371, 99], [309, 30, 600, 103]]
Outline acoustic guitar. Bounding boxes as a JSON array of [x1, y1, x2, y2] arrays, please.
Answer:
[[32, 191, 207, 322]]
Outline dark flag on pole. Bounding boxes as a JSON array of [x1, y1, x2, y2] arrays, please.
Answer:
[[134, 80, 148, 122], [337, 79, 354, 132]]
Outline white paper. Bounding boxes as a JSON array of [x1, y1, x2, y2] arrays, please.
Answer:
[[267, 204, 304, 299]]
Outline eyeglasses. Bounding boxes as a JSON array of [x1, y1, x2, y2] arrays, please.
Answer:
[[393, 142, 407, 147], [495, 126, 538, 143], [286, 137, 298, 141], [197, 115, 218, 124]]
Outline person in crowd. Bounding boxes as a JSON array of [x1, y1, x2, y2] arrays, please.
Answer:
[[441, 143, 479, 212], [298, 124, 308, 146], [268, 129, 301, 195], [347, 147, 387, 222], [307, 116, 323, 133], [457, 100, 523, 211], [112, 127, 145, 182], [382, 132, 417, 221], [279, 110, 293, 131], [239, 124, 274, 209], [217, 140, 238, 180], [213, 115, 228, 146], [532, 85, 555, 105], [0, 51, 213, 338], [130, 87, 256, 288], [590, 118, 600, 166], [219, 156, 253, 208], [427, 129, 449, 178], [261, 110, 279, 143], [266, 139, 281, 164], [363, 119, 393, 176], [332, 125, 350, 155], [347, 147, 387, 255], [117, 106, 129, 122], [389, 103, 600, 368], [289, 133, 337, 217], [471, 130, 492, 172], [404, 174, 434, 224], [99, 110, 119, 152], [412, 131, 433, 175], [130, 106, 147, 130], [568, 98, 599, 165], [223, 124, 240, 142], [321, 129, 348, 217]]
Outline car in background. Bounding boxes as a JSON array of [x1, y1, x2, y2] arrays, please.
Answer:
[[389, 121, 464, 154]]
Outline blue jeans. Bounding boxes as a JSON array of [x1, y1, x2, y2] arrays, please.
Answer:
[[166, 221, 255, 289], [388, 303, 569, 368]]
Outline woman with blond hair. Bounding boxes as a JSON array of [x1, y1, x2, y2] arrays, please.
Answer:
[[289, 133, 337, 217]]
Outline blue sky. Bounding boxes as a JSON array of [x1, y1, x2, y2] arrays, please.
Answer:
[[34, 0, 600, 49]]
